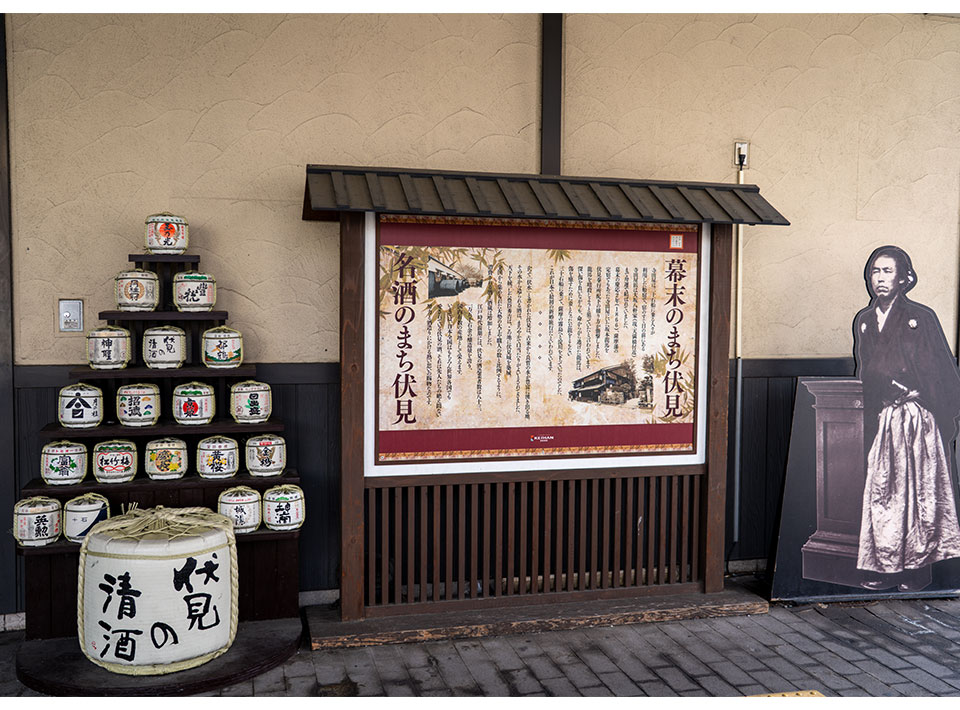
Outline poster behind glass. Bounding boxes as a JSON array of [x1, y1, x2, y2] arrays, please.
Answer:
[[376, 217, 701, 464]]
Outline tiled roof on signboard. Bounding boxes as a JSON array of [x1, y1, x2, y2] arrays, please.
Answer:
[[303, 165, 788, 226]]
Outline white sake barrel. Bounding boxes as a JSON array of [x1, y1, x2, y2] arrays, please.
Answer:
[[197, 436, 239, 479], [229, 380, 272, 424], [202, 326, 242, 369], [13, 496, 61, 546], [40, 440, 88, 485], [93, 440, 138, 483], [246, 435, 286, 477], [263, 485, 305, 531], [58, 383, 104, 429], [172, 382, 215, 425], [218, 487, 261, 534], [115, 269, 159, 312], [173, 272, 216, 312], [64, 493, 110, 543], [145, 438, 188, 480], [87, 326, 132, 370], [79, 507, 236, 675], [144, 212, 189, 254], [117, 383, 160, 427], [143, 326, 186, 369]]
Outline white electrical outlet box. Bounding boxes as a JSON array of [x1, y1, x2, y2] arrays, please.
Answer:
[[734, 141, 749, 169], [59, 299, 83, 332]]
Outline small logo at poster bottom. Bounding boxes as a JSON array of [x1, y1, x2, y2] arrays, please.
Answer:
[[530, 434, 555, 443], [669, 234, 684, 250]]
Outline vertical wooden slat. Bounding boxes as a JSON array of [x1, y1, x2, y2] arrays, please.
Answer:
[[407, 487, 415, 603], [601, 478, 611, 588], [670, 476, 679, 584], [339, 211, 365, 620], [507, 482, 515, 595], [519, 481, 528, 594], [565, 479, 574, 592], [394, 487, 402, 604], [692, 476, 702, 582], [681, 476, 690, 584], [705, 223, 734, 592], [471, 483, 480, 599], [495, 483, 503, 597], [592, 478, 601, 589], [658, 476, 668, 585], [420, 486, 428, 603], [482, 483, 491, 598], [433, 486, 441, 602], [543, 480, 552, 594], [445, 485, 453, 601], [530, 481, 539, 594], [458, 485, 466, 600], [625, 477, 634, 586], [366, 483, 376, 606], [612, 478, 621, 588], [381, 489, 390, 605], [578, 479, 587, 591], [646, 477, 656, 585]]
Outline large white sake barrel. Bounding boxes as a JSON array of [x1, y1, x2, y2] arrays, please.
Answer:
[[78, 506, 237, 675]]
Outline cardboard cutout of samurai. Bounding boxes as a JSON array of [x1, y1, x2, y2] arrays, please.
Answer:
[[852, 245, 960, 591], [771, 245, 960, 602]]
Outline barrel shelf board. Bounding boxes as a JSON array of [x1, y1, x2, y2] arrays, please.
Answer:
[[16, 617, 302, 696], [39, 418, 286, 439], [21, 469, 301, 499], [68, 364, 258, 380], [128, 253, 201, 265], [99, 310, 229, 322], [15, 528, 299, 556]]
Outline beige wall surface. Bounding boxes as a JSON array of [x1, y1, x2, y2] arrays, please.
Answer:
[[565, 13, 960, 358], [9, 13, 539, 364]]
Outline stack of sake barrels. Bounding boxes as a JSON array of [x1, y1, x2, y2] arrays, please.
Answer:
[[12, 212, 305, 551]]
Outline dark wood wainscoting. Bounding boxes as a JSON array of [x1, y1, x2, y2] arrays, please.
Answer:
[[3, 357, 852, 614]]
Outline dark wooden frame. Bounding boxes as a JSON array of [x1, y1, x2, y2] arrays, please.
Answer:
[[0, 14, 16, 616], [540, 13, 563, 176], [338, 216, 733, 619]]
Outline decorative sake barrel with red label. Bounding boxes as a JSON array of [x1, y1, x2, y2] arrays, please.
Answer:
[[172, 382, 215, 425], [145, 212, 188, 255]]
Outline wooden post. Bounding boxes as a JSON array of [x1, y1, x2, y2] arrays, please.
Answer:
[[703, 223, 733, 592], [340, 211, 366, 619]]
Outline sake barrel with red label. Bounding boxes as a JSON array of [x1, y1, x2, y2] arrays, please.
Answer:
[[172, 382, 215, 425], [144, 212, 188, 255], [246, 434, 286, 476], [79, 507, 237, 675], [93, 440, 138, 483]]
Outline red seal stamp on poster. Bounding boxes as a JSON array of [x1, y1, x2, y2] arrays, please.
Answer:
[[669, 234, 684, 250]]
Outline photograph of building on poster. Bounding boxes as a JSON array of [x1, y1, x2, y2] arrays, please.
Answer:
[[376, 218, 701, 463]]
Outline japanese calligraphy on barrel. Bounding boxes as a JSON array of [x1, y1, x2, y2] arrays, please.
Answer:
[[197, 436, 239, 479], [217, 487, 261, 534], [78, 507, 237, 674], [13, 496, 61, 547], [173, 271, 216, 312], [86, 325, 132, 370], [93, 440, 138, 483], [202, 326, 243, 369], [246, 434, 286, 476], [229, 380, 272, 424], [117, 383, 160, 427], [64, 493, 109, 543], [145, 212, 189, 255], [115, 270, 159, 312], [40, 440, 87, 485], [263, 485, 305, 531], [172, 382, 215, 425], [145, 438, 187, 481], [143, 326, 186, 369], [58, 383, 103, 429]]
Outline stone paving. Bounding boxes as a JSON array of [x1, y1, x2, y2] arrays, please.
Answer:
[[5, 596, 960, 696]]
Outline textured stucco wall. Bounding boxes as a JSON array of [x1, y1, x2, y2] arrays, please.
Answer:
[[9, 13, 539, 364], [565, 13, 960, 358]]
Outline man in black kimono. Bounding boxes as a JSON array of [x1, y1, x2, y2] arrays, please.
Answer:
[[853, 245, 960, 591]]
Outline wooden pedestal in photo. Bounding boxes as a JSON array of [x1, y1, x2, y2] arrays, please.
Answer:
[[800, 379, 865, 587]]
